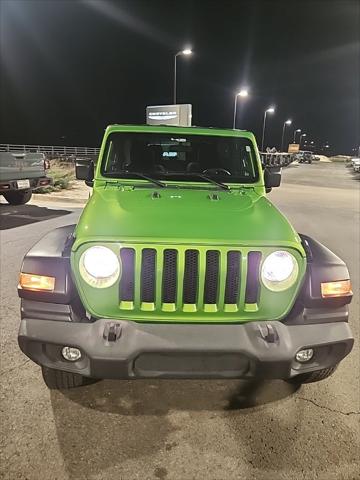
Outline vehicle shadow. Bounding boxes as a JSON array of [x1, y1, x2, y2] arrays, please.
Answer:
[[50, 379, 303, 479], [55, 377, 300, 414], [0, 203, 71, 230], [50, 377, 359, 479], [349, 171, 360, 181]]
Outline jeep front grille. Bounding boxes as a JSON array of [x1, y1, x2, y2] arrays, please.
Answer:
[[162, 249, 177, 303], [119, 245, 262, 314]]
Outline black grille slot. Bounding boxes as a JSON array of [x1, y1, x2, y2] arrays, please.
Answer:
[[183, 250, 199, 304], [162, 249, 178, 303], [224, 251, 241, 304], [141, 249, 156, 302], [204, 250, 220, 304], [119, 248, 135, 301], [245, 251, 262, 304]]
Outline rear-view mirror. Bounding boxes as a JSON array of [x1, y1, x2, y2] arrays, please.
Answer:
[[264, 166, 281, 193], [75, 159, 94, 187]]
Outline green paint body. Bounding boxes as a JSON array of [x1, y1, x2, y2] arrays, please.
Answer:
[[71, 125, 306, 323]]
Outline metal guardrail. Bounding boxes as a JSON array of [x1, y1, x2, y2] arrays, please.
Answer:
[[260, 152, 296, 167], [0, 143, 100, 157]]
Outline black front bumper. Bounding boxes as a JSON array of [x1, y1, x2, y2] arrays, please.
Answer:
[[18, 318, 353, 380]]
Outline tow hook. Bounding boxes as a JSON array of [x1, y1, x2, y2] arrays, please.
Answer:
[[103, 322, 122, 342], [258, 324, 278, 343]]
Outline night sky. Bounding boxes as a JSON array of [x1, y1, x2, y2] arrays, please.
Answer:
[[1, 0, 359, 154]]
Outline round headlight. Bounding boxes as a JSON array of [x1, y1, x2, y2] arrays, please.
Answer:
[[261, 250, 298, 291], [79, 246, 120, 288]]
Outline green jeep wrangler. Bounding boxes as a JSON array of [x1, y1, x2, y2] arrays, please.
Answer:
[[18, 125, 354, 389]]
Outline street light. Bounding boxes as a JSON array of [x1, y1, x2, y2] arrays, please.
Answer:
[[261, 106, 275, 151], [281, 119, 292, 152], [299, 133, 307, 147], [174, 48, 192, 104], [233, 89, 249, 129], [293, 129, 301, 143]]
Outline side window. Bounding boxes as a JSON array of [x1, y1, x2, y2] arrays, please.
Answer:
[[104, 140, 114, 171], [241, 145, 256, 177], [104, 138, 128, 173]]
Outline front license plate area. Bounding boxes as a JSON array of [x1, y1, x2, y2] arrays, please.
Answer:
[[134, 352, 250, 377], [17, 179, 30, 189]]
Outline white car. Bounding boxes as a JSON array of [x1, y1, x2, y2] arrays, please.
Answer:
[[351, 158, 360, 172]]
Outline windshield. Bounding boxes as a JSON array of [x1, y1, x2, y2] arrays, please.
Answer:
[[101, 132, 259, 184]]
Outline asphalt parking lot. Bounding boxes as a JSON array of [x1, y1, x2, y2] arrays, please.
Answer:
[[0, 162, 359, 480]]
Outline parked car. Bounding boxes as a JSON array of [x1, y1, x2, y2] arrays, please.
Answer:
[[351, 158, 360, 172], [17, 124, 353, 389], [297, 151, 314, 164], [0, 152, 52, 204]]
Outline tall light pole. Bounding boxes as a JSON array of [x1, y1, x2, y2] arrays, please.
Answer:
[[299, 133, 307, 148], [174, 48, 192, 104], [281, 119, 292, 152], [233, 89, 249, 129], [293, 128, 301, 143], [261, 106, 275, 151]]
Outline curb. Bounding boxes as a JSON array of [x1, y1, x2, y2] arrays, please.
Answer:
[[32, 194, 88, 205]]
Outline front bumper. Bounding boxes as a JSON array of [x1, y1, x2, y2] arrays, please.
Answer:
[[18, 318, 353, 380]]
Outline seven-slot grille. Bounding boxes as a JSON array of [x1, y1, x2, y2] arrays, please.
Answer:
[[119, 246, 262, 313]]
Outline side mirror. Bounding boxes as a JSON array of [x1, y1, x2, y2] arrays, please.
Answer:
[[75, 159, 94, 187], [264, 166, 281, 193]]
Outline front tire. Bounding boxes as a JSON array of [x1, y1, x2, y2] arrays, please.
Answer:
[[41, 366, 98, 389], [3, 189, 32, 205], [287, 365, 338, 385]]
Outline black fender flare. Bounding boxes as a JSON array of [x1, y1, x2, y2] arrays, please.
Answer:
[[18, 224, 78, 304], [298, 234, 352, 308]]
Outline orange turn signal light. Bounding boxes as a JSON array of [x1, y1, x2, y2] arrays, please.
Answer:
[[19, 273, 55, 292], [321, 280, 352, 298]]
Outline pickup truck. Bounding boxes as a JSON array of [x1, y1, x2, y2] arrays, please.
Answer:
[[0, 152, 52, 205], [17, 125, 353, 389]]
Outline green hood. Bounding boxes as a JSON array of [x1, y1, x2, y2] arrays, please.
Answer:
[[73, 185, 303, 252]]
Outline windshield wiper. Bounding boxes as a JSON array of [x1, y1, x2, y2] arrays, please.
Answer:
[[163, 172, 230, 190], [106, 171, 167, 188]]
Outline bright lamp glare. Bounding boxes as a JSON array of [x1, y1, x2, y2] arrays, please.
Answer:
[[80, 246, 120, 288], [182, 49, 192, 55], [261, 251, 298, 291], [267, 107, 275, 113], [83, 246, 118, 278], [263, 252, 294, 281], [285, 119, 292, 125], [238, 89, 249, 97]]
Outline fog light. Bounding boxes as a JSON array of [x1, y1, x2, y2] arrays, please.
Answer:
[[295, 348, 314, 363], [62, 346, 82, 362]]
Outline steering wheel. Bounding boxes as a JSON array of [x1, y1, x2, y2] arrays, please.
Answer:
[[202, 168, 231, 176]]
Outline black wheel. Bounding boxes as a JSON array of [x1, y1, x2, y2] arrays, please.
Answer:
[[41, 366, 98, 390], [287, 365, 338, 385], [3, 189, 32, 205]]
